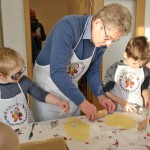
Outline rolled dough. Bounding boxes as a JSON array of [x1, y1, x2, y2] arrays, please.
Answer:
[[64, 117, 90, 141], [104, 113, 136, 129]]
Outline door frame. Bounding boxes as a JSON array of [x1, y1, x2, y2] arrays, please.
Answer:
[[24, 0, 32, 78]]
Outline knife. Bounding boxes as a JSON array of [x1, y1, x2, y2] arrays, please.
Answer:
[[29, 123, 35, 140]]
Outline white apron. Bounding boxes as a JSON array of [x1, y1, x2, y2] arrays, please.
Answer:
[[111, 65, 144, 111], [33, 16, 96, 121], [0, 83, 34, 126]]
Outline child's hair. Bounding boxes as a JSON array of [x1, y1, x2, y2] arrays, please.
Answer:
[[125, 36, 150, 62], [0, 47, 24, 74]]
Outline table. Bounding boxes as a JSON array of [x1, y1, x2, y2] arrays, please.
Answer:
[[12, 112, 150, 150]]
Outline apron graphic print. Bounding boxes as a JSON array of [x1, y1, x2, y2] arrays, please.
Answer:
[[119, 71, 141, 93], [0, 83, 33, 125], [4, 103, 28, 125], [67, 62, 85, 79]]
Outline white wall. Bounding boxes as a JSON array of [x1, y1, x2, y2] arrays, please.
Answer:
[[0, 0, 3, 47], [145, 0, 150, 42], [1, 0, 27, 68]]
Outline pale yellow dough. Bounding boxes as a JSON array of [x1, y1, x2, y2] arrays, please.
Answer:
[[104, 113, 136, 129], [64, 117, 90, 141]]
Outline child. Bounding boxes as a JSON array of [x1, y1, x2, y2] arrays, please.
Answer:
[[0, 47, 69, 125], [0, 122, 19, 150], [103, 36, 150, 112]]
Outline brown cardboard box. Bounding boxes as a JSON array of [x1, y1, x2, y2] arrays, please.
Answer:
[[20, 137, 67, 150]]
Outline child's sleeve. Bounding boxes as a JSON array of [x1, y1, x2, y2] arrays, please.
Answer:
[[141, 66, 150, 90], [103, 62, 118, 92], [22, 76, 49, 103]]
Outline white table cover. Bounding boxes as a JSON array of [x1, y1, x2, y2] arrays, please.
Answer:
[[11, 112, 150, 150]]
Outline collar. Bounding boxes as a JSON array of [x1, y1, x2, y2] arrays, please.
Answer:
[[83, 16, 93, 40]]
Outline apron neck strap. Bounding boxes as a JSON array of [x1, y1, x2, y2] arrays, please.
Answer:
[[17, 83, 23, 93], [73, 16, 91, 51]]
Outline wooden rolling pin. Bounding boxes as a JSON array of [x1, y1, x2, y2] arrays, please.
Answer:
[[96, 109, 108, 119]]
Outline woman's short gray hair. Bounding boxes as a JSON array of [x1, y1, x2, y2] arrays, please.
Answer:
[[93, 3, 132, 35]]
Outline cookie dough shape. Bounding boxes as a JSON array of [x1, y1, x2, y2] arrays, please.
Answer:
[[64, 117, 90, 141], [104, 113, 136, 129]]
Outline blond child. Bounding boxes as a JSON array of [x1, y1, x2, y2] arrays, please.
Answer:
[[0, 47, 69, 125], [103, 36, 150, 112]]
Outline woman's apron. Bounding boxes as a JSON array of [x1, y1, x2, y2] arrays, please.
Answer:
[[33, 16, 97, 121], [0, 83, 34, 125], [110, 65, 144, 111]]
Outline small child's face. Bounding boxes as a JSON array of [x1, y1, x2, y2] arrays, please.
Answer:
[[125, 57, 147, 69], [4, 66, 26, 83]]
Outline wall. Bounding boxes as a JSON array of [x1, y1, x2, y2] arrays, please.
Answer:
[[145, 0, 150, 41], [0, 0, 3, 47], [1, 0, 27, 69]]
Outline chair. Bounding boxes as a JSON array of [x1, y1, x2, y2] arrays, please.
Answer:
[[20, 137, 68, 150]]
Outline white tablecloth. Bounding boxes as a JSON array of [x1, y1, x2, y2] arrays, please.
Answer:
[[12, 112, 150, 150]]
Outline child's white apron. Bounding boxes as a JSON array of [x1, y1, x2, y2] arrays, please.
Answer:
[[0, 83, 34, 125], [111, 65, 144, 111]]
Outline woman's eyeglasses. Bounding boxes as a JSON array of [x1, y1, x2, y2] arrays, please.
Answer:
[[3, 66, 26, 80]]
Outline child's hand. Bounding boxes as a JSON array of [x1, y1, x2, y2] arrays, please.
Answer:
[[58, 101, 69, 112], [119, 100, 136, 112]]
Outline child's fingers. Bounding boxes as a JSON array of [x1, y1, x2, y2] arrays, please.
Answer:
[[64, 102, 69, 111], [60, 109, 65, 116]]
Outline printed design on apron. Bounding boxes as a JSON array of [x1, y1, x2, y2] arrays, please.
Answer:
[[118, 71, 140, 93], [67, 62, 85, 79], [0, 83, 31, 125], [3, 103, 28, 125]]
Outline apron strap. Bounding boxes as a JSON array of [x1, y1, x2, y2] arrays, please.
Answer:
[[17, 83, 23, 93], [72, 16, 97, 59], [91, 46, 96, 57], [73, 16, 91, 51]]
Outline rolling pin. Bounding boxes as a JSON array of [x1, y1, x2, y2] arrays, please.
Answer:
[[96, 109, 108, 119]]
